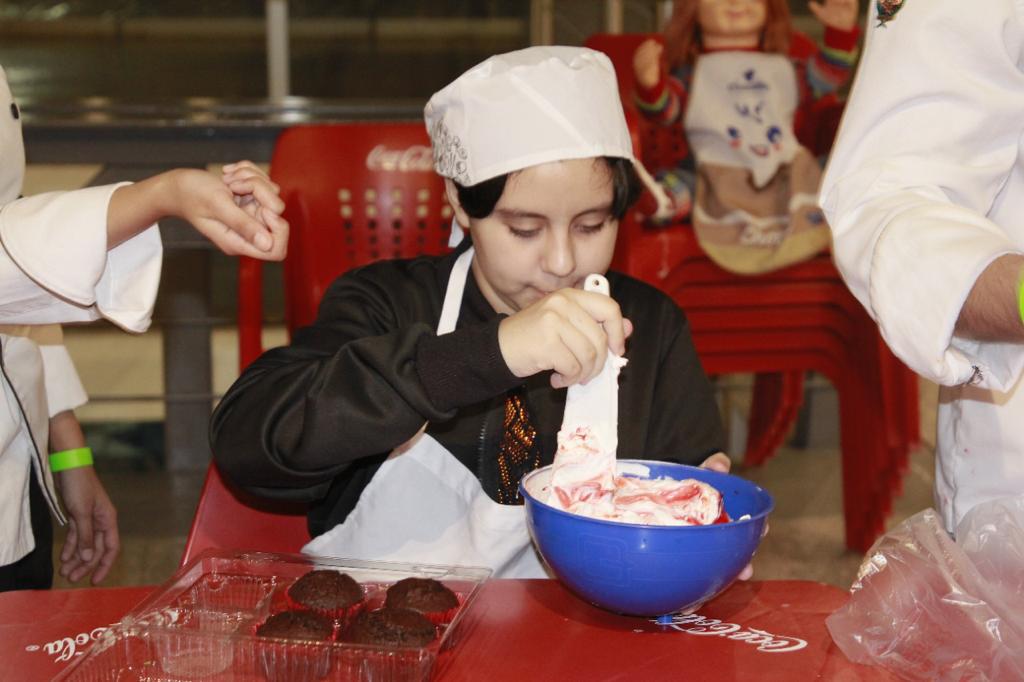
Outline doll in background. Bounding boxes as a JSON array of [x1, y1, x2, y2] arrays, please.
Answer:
[[632, 0, 861, 274]]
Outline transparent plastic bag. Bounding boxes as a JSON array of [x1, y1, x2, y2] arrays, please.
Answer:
[[826, 496, 1024, 681]]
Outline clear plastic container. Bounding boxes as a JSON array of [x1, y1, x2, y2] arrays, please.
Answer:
[[55, 550, 491, 682]]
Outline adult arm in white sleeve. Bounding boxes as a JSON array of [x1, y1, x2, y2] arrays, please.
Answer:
[[0, 163, 289, 332], [820, 0, 1024, 389], [0, 185, 163, 332]]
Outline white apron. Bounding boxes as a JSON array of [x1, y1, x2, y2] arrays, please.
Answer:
[[303, 247, 549, 578], [684, 52, 829, 275], [685, 52, 801, 189]]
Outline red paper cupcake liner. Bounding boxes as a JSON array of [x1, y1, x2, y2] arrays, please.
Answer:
[[418, 597, 462, 627], [250, 620, 336, 682]]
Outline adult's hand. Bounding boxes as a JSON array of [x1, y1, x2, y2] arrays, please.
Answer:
[[176, 163, 289, 260], [107, 162, 289, 261], [53, 466, 120, 585]]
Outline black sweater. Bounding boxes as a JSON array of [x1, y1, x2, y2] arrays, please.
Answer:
[[210, 244, 725, 537]]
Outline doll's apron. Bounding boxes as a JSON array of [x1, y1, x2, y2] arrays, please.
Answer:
[[685, 52, 830, 274], [303, 247, 549, 578]]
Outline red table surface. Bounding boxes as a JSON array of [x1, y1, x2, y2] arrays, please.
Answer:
[[0, 584, 152, 681], [1, 580, 894, 681]]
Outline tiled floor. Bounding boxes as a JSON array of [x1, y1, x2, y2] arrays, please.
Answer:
[[50, 365, 938, 591]]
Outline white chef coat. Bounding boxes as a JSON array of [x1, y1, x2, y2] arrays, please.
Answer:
[[0, 325, 89, 418], [820, 0, 1024, 532], [0, 191, 163, 565], [38, 339, 89, 416], [0, 64, 163, 566]]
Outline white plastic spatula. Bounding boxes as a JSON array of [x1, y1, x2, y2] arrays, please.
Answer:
[[559, 273, 627, 452], [547, 274, 628, 512]]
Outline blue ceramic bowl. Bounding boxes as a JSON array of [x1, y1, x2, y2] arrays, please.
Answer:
[[521, 460, 773, 617]]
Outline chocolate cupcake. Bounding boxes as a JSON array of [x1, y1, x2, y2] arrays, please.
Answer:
[[347, 607, 437, 648], [384, 577, 459, 624], [287, 569, 364, 621], [256, 610, 334, 641], [255, 610, 334, 682]]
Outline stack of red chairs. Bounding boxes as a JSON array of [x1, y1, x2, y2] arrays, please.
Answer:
[[587, 33, 920, 551]]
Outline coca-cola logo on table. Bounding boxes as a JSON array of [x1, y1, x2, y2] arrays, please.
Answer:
[[26, 609, 183, 667], [24, 626, 111, 663], [658, 613, 808, 653], [365, 144, 434, 173]]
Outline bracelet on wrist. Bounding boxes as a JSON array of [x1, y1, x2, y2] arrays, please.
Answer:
[[49, 447, 94, 472], [1018, 272, 1024, 328]]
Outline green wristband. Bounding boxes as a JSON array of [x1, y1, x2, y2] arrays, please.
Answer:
[[1019, 274, 1024, 328], [49, 447, 94, 472]]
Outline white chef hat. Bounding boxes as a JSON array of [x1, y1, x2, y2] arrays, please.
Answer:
[[0, 66, 26, 204], [424, 46, 671, 246]]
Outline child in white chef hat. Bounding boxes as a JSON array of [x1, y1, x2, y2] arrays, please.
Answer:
[[212, 46, 737, 579]]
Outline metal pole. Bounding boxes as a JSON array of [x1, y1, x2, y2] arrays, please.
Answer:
[[530, 0, 554, 45], [605, 0, 624, 34], [266, 0, 290, 98]]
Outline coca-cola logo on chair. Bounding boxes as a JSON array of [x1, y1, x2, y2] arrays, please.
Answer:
[[365, 145, 434, 173]]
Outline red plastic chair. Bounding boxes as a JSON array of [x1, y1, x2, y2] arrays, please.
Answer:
[[186, 123, 453, 565], [239, 122, 452, 365], [666, 240, 920, 480], [697, 326, 894, 548], [659, 240, 915, 551], [180, 465, 309, 566]]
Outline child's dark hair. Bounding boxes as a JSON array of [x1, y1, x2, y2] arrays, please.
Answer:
[[455, 157, 642, 220]]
